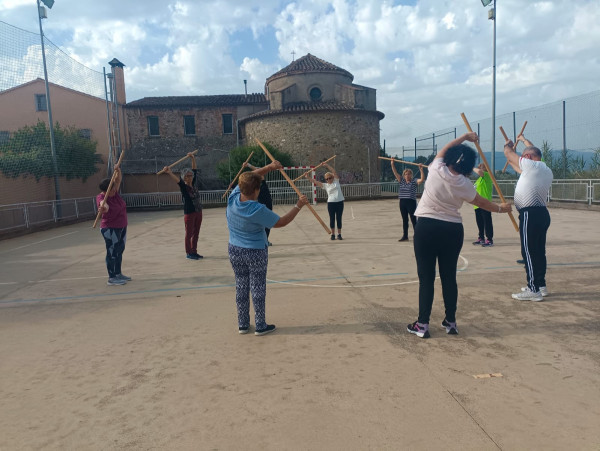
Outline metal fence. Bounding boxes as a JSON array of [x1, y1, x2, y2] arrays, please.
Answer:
[[2, 179, 599, 233]]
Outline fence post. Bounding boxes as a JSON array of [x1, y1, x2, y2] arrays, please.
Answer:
[[75, 199, 79, 218], [24, 204, 30, 229], [52, 201, 57, 223], [589, 180, 593, 206], [562, 100, 567, 179]]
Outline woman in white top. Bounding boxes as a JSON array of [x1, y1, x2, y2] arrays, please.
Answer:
[[305, 163, 345, 240], [407, 132, 512, 339]]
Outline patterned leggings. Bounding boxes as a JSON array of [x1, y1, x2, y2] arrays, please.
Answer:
[[101, 227, 127, 278], [228, 244, 269, 329]]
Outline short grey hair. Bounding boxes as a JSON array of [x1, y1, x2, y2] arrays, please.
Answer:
[[181, 168, 193, 177], [522, 146, 542, 158]]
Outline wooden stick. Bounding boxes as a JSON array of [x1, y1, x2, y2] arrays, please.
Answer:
[[156, 149, 199, 175], [255, 138, 331, 235], [378, 156, 423, 167], [222, 151, 254, 199], [460, 113, 519, 233], [93, 150, 126, 228], [292, 155, 337, 182], [501, 121, 527, 173]]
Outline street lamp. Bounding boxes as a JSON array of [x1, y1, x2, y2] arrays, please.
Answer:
[[37, 0, 61, 205], [481, 0, 496, 174]]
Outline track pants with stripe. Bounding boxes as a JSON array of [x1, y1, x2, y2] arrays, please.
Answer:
[[519, 207, 551, 292]]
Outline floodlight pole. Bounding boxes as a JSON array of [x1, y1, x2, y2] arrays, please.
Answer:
[[37, 0, 61, 205], [491, 0, 497, 175]]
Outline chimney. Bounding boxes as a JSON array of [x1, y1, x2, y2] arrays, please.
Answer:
[[243, 79, 247, 98], [108, 58, 126, 104]]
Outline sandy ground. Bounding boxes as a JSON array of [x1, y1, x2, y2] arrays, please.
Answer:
[[0, 199, 599, 450]]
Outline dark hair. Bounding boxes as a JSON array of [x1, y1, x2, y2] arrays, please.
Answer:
[[238, 171, 263, 196], [99, 178, 111, 192], [443, 144, 477, 176]]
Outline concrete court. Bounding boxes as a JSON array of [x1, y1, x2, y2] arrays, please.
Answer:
[[0, 199, 599, 450]]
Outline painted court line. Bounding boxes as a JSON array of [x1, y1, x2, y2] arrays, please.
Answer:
[[2, 231, 79, 253]]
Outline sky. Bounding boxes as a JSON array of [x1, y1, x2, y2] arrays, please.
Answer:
[[1, 0, 599, 153]]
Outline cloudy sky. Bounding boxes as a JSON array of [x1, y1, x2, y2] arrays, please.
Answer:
[[1, 0, 599, 152]]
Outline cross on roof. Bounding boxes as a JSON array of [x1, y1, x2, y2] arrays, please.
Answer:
[[291, 50, 296, 61]]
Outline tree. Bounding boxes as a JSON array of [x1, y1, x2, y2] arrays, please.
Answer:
[[215, 142, 294, 184], [0, 121, 102, 181], [589, 147, 600, 177]]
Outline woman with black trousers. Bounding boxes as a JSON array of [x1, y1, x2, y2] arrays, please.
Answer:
[[391, 161, 425, 241], [306, 163, 344, 240], [407, 133, 512, 339]]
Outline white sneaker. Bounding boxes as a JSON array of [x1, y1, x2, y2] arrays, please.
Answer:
[[512, 289, 543, 302], [521, 286, 548, 297]]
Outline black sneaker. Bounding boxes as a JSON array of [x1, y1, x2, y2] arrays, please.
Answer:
[[441, 319, 458, 335], [238, 326, 249, 335], [337, 234, 343, 240], [516, 259, 525, 264], [407, 321, 430, 338], [398, 236, 409, 242], [193, 253, 204, 259], [186, 253, 199, 260], [472, 238, 484, 245], [331, 235, 336, 240], [481, 239, 494, 247], [255, 324, 276, 336]]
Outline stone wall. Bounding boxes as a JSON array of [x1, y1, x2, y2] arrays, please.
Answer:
[[123, 106, 241, 189], [244, 110, 381, 183]]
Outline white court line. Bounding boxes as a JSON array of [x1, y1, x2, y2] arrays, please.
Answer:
[[351, 206, 355, 219], [3, 231, 79, 253], [0, 282, 17, 285]]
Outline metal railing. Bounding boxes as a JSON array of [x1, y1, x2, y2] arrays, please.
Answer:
[[2, 179, 599, 233]]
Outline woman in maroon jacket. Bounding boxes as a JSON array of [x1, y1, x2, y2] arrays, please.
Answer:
[[96, 165, 130, 286]]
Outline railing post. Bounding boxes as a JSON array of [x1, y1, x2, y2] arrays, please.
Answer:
[[589, 180, 593, 206], [53, 201, 58, 223], [24, 203, 30, 229], [75, 199, 79, 218]]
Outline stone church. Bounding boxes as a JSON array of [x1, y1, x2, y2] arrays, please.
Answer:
[[123, 53, 384, 192]]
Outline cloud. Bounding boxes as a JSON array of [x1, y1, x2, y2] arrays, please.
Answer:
[[1, 0, 599, 150]]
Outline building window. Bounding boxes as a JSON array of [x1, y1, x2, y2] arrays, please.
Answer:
[[309, 87, 322, 101], [35, 94, 47, 111], [222, 114, 233, 135], [79, 129, 92, 140], [184, 115, 195, 135], [0, 131, 10, 145], [147, 116, 160, 136]]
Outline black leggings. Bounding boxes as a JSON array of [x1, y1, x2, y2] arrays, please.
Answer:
[[413, 217, 464, 324], [474, 208, 493, 240], [327, 201, 344, 230], [399, 198, 417, 238]]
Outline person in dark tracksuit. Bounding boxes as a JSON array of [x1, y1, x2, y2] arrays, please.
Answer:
[[407, 133, 512, 339], [391, 161, 425, 242], [504, 135, 553, 301]]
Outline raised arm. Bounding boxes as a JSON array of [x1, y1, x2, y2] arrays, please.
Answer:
[[162, 166, 181, 183], [472, 166, 484, 178], [188, 152, 197, 170], [390, 160, 402, 182], [436, 132, 479, 160], [503, 140, 522, 174], [304, 172, 324, 188], [416, 163, 426, 185], [516, 134, 535, 148], [245, 161, 282, 177], [323, 163, 338, 179]]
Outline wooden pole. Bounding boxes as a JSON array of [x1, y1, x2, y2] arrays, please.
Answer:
[[501, 121, 527, 173], [92, 149, 126, 228], [292, 155, 337, 182], [222, 151, 254, 199], [156, 149, 199, 175], [378, 156, 423, 167], [255, 138, 331, 234], [460, 113, 519, 232]]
